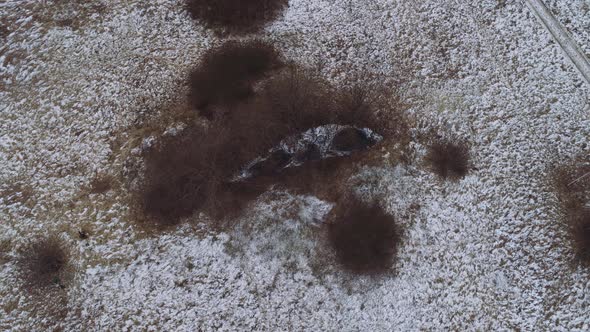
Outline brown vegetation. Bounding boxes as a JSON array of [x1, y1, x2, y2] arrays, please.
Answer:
[[185, 0, 288, 34], [551, 156, 590, 265], [17, 237, 72, 291], [89, 174, 114, 194], [189, 40, 283, 119], [571, 211, 590, 263], [425, 139, 470, 180], [137, 61, 407, 229], [327, 198, 401, 274]]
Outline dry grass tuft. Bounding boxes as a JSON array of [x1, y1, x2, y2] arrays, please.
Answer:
[[185, 0, 288, 34], [17, 237, 72, 291], [425, 139, 470, 180], [327, 198, 401, 274], [30, 0, 107, 30]]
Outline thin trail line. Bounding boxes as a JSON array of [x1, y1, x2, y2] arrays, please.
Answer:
[[525, 0, 590, 86], [568, 171, 590, 187]]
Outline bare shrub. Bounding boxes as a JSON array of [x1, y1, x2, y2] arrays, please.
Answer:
[[425, 139, 470, 180], [551, 156, 590, 265], [137, 127, 221, 228], [189, 39, 282, 119], [217, 67, 403, 203], [334, 86, 383, 130], [17, 237, 72, 291], [571, 211, 590, 264], [327, 198, 401, 274], [185, 0, 288, 34], [238, 66, 406, 147], [552, 158, 590, 213], [137, 63, 408, 228], [257, 66, 336, 134], [136, 123, 270, 228]]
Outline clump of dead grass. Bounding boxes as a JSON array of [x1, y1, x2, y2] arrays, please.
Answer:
[[0, 25, 9, 39]]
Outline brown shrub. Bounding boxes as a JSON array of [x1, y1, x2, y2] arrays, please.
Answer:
[[336, 85, 408, 138], [552, 158, 590, 213], [137, 122, 272, 228], [327, 198, 401, 274], [189, 40, 282, 119], [551, 156, 590, 265], [216, 67, 399, 203], [138, 64, 407, 228], [257, 66, 336, 134], [138, 127, 222, 227], [425, 139, 470, 180], [571, 211, 590, 264], [244, 66, 405, 142], [334, 86, 380, 129], [185, 0, 288, 34], [18, 237, 72, 291]]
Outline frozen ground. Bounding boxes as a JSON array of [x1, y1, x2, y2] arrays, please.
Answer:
[[1, 0, 589, 331]]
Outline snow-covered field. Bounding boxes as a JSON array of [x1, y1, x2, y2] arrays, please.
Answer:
[[1, 0, 589, 330], [544, 0, 590, 56]]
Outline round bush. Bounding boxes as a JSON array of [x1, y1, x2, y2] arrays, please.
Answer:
[[425, 140, 470, 180], [328, 200, 401, 274], [18, 237, 70, 290]]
